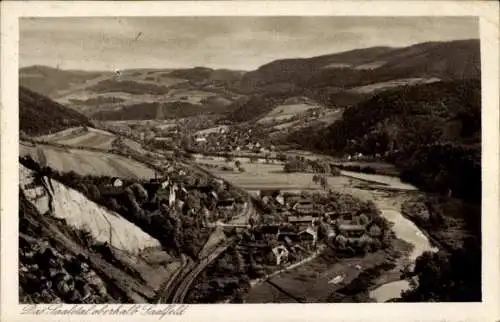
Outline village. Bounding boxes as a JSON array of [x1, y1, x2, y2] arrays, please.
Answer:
[[222, 188, 388, 275], [90, 165, 388, 274]]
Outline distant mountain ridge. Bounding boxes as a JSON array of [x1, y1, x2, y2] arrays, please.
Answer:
[[19, 39, 480, 123], [225, 39, 480, 123], [239, 39, 480, 92]]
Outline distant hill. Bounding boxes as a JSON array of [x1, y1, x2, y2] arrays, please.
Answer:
[[87, 79, 171, 95], [239, 39, 480, 93], [226, 39, 480, 124], [91, 101, 205, 121], [19, 86, 92, 136], [169, 67, 245, 83], [19, 39, 479, 123], [20, 65, 245, 118], [19, 65, 110, 98]]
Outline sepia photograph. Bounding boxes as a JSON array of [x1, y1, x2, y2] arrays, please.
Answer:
[[2, 1, 500, 322]]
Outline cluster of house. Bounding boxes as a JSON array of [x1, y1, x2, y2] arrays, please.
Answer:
[[98, 173, 238, 221], [252, 189, 383, 266], [189, 127, 275, 154]]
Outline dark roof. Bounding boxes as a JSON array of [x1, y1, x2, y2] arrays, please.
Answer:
[[217, 199, 235, 207], [296, 199, 313, 205], [259, 225, 280, 234], [186, 185, 214, 193], [260, 189, 281, 197]]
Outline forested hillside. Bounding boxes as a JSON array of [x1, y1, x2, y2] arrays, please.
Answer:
[[289, 79, 481, 202], [20, 86, 92, 136]]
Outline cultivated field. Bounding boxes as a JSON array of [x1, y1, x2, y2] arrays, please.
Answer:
[[37, 127, 117, 150], [258, 103, 321, 124], [167, 89, 216, 105], [194, 157, 356, 193], [20, 143, 156, 179], [193, 155, 414, 195], [195, 125, 230, 136], [244, 250, 392, 303]]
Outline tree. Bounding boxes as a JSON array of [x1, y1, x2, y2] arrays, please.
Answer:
[[224, 154, 233, 163], [265, 154, 271, 164], [401, 237, 481, 302], [319, 175, 329, 190], [277, 153, 287, 162]]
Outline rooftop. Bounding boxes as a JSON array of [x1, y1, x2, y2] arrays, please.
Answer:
[[338, 224, 366, 231], [288, 215, 315, 222]]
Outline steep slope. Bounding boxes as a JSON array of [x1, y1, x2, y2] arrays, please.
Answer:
[[308, 79, 481, 154], [20, 86, 92, 136], [19, 163, 181, 303]]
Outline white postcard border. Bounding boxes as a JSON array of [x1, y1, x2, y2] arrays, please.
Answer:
[[1, 1, 499, 322]]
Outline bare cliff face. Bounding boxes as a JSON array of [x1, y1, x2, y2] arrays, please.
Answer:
[[19, 163, 181, 304], [20, 164, 161, 253]]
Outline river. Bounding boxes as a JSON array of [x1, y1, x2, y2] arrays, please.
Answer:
[[192, 152, 438, 302]]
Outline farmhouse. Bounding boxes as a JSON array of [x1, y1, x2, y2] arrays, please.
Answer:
[[337, 224, 366, 238], [100, 178, 126, 197], [271, 245, 289, 265], [287, 215, 316, 227], [195, 137, 207, 143], [111, 177, 123, 187], [367, 222, 383, 237], [217, 197, 235, 210], [291, 199, 315, 214], [298, 227, 318, 245]]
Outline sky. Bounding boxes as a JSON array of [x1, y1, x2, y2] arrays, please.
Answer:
[[20, 16, 479, 71]]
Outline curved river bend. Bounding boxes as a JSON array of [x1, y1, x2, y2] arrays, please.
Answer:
[[369, 206, 438, 302]]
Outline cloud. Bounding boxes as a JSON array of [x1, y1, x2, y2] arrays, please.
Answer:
[[20, 16, 479, 71]]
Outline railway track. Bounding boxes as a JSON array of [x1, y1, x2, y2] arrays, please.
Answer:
[[169, 240, 235, 303]]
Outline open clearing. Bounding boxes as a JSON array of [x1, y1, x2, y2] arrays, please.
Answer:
[[348, 77, 441, 94], [20, 142, 155, 179]]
